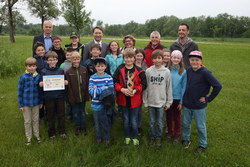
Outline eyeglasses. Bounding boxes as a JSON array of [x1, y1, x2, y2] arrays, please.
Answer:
[[47, 59, 58, 62], [125, 40, 132, 43]]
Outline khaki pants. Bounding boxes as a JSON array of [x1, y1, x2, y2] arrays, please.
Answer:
[[23, 106, 39, 139]]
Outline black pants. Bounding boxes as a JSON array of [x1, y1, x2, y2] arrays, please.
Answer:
[[45, 98, 65, 137]]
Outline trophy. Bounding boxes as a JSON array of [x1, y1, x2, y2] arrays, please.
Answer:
[[127, 71, 134, 93]]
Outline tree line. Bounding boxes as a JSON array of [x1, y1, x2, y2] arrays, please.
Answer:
[[1, 0, 250, 42]]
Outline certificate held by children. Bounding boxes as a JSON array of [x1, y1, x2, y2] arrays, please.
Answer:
[[43, 75, 65, 91]]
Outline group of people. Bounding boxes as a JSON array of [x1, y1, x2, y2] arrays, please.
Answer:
[[17, 20, 222, 154]]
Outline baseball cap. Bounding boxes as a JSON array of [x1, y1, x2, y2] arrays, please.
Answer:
[[70, 32, 78, 38], [189, 51, 203, 59], [94, 57, 106, 65]]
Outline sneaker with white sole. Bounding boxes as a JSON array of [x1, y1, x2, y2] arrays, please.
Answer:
[[25, 138, 31, 145], [124, 138, 131, 145], [194, 146, 206, 154], [132, 139, 139, 146], [182, 140, 191, 149]]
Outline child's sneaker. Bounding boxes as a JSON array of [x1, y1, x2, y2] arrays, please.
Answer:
[[182, 140, 191, 149], [124, 138, 131, 145], [50, 135, 56, 140], [96, 139, 102, 145], [194, 146, 206, 154], [173, 138, 179, 145], [25, 138, 31, 145], [60, 133, 67, 139], [156, 137, 161, 149], [165, 134, 172, 141], [132, 139, 139, 146], [104, 140, 110, 147], [36, 137, 41, 143]]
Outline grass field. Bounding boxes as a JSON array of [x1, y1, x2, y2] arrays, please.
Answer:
[[0, 36, 249, 167]]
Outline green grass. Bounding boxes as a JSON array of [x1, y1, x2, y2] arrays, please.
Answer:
[[0, 36, 249, 167]]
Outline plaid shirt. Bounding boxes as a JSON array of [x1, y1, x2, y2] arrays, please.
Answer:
[[18, 71, 43, 108]]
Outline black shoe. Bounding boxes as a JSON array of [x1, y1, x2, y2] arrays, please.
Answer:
[[194, 146, 206, 154], [182, 140, 191, 149], [138, 128, 142, 136]]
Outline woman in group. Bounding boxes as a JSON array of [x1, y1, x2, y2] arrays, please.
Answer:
[[120, 35, 136, 53]]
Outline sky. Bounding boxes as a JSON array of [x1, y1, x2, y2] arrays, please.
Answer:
[[16, 0, 250, 26]]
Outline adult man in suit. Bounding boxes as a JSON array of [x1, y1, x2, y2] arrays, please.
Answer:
[[32, 20, 53, 56], [82, 26, 109, 63], [170, 23, 199, 69]]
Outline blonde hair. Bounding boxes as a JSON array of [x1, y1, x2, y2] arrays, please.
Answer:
[[123, 48, 136, 58], [25, 57, 37, 66], [168, 50, 185, 75], [70, 52, 81, 60]]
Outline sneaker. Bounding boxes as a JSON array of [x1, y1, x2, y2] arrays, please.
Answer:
[[132, 139, 139, 146], [104, 140, 110, 147], [50, 135, 56, 140], [96, 139, 102, 145], [124, 138, 131, 145], [182, 140, 191, 149], [25, 138, 31, 145], [60, 133, 67, 139], [81, 126, 87, 136], [165, 134, 172, 141], [148, 138, 155, 146], [36, 137, 41, 143], [75, 127, 81, 136], [156, 137, 162, 149], [138, 128, 142, 136], [194, 146, 206, 154], [173, 138, 179, 144]]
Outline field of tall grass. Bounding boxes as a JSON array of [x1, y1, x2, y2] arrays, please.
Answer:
[[0, 36, 249, 167]]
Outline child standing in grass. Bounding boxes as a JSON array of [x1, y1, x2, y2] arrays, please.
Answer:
[[39, 51, 68, 140], [89, 58, 114, 146], [165, 50, 187, 144], [143, 50, 173, 149], [18, 57, 43, 145], [60, 47, 74, 120], [105, 40, 124, 76], [66, 52, 89, 136], [182, 51, 222, 154], [113, 48, 147, 146]]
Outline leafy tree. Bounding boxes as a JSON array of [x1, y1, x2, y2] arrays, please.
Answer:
[[62, 0, 91, 34], [12, 10, 26, 35], [27, 0, 60, 29]]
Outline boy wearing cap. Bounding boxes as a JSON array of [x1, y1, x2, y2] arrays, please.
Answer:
[[182, 50, 222, 154], [65, 32, 84, 64], [89, 57, 114, 146]]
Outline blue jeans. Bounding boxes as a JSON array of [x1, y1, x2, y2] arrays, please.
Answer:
[[92, 110, 110, 140], [137, 104, 142, 128], [65, 96, 72, 117], [182, 107, 207, 148], [121, 106, 139, 139], [72, 102, 86, 126], [148, 106, 165, 139]]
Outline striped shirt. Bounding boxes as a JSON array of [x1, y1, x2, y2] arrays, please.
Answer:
[[89, 73, 114, 111]]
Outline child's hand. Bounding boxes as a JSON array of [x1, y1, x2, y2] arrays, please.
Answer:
[[39, 104, 43, 109], [39, 81, 43, 87], [19, 107, 24, 112], [121, 88, 131, 96], [105, 86, 109, 89], [129, 89, 137, 96], [93, 85, 97, 88], [199, 97, 206, 103], [64, 80, 68, 85], [177, 104, 182, 111], [165, 106, 169, 110]]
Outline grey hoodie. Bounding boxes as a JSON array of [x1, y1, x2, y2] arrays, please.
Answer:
[[143, 65, 173, 108]]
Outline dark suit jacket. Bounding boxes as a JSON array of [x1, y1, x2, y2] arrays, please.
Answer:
[[32, 34, 44, 56], [82, 40, 109, 63]]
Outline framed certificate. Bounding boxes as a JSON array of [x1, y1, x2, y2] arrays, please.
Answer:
[[43, 75, 65, 91]]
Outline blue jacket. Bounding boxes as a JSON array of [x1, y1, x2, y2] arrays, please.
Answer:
[[183, 67, 222, 109], [18, 71, 43, 108], [89, 73, 114, 111], [40, 65, 66, 100], [170, 65, 187, 104], [105, 53, 124, 76], [34, 54, 47, 74]]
